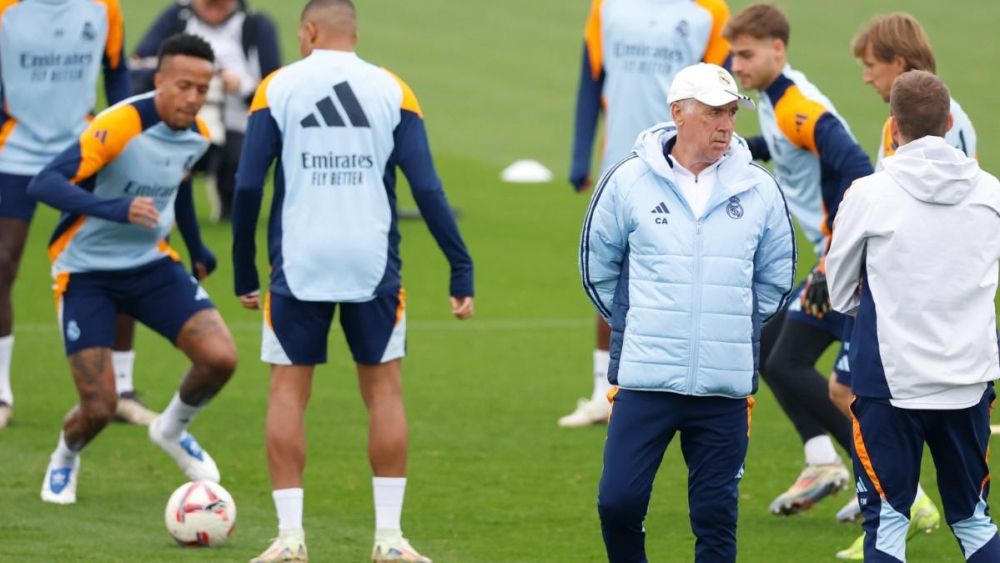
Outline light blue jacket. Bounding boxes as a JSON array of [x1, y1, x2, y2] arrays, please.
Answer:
[[580, 123, 796, 397]]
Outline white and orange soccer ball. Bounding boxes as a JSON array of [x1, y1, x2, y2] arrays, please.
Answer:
[[164, 480, 237, 547]]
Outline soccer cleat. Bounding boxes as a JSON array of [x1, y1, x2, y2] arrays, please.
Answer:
[[908, 493, 941, 538], [41, 456, 80, 504], [0, 401, 11, 429], [372, 535, 432, 562], [557, 397, 611, 428], [835, 493, 941, 560], [836, 496, 862, 523], [114, 392, 158, 426], [148, 416, 220, 483], [250, 534, 308, 562], [769, 462, 850, 516]]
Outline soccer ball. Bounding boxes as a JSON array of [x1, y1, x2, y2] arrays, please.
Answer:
[[164, 480, 237, 546]]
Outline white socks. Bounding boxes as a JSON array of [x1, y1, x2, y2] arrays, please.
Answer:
[[52, 431, 79, 467], [111, 350, 136, 395], [0, 335, 13, 405], [158, 393, 201, 440], [804, 435, 840, 466], [373, 477, 406, 538], [591, 349, 612, 403], [273, 488, 304, 535]]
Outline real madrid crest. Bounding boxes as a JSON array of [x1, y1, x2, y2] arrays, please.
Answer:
[[727, 196, 744, 219]]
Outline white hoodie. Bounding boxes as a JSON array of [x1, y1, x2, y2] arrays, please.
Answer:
[[827, 135, 1000, 409]]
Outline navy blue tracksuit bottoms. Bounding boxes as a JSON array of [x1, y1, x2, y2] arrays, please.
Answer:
[[598, 388, 752, 563], [852, 388, 1000, 562]]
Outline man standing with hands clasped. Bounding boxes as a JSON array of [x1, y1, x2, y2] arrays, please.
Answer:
[[827, 70, 1000, 563], [581, 62, 795, 562]]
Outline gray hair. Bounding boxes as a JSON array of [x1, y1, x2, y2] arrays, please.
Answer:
[[672, 98, 700, 115]]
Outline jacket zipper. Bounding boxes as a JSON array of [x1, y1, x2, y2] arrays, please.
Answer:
[[686, 218, 704, 393]]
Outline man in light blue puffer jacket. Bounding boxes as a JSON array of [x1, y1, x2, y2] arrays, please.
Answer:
[[581, 63, 795, 563]]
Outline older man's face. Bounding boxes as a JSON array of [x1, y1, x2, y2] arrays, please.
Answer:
[[675, 100, 739, 162]]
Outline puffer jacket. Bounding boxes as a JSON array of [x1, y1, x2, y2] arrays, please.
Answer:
[[580, 123, 795, 397]]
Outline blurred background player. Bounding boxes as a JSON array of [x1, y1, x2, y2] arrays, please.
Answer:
[[131, 0, 280, 222], [562, 0, 731, 428], [827, 69, 1000, 563], [232, 1, 474, 561], [722, 3, 874, 517], [0, 0, 160, 428], [29, 33, 235, 505], [830, 12, 975, 559]]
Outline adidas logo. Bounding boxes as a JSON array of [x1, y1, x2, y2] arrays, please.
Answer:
[[651, 202, 669, 225], [300, 82, 370, 129]]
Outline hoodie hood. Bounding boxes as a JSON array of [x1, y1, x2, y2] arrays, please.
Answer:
[[883, 136, 980, 205], [631, 123, 758, 197]]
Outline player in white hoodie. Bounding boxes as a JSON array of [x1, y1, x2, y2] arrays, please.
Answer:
[[827, 70, 1000, 563]]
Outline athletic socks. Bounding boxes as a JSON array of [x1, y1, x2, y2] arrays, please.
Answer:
[[111, 350, 136, 395], [804, 435, 840, 466], [158, 393, 202, 440], [373, 476, 406, 538], [52, 431, 80, 467], [590, 349, 612, 403], [273, 488, 304, 534], [0, 335, 13, 405]]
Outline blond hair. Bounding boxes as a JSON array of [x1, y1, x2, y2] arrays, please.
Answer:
[[852, 13, 936, 73]]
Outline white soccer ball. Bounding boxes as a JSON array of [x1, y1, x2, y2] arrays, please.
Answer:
[[164, 480, 237, 547]]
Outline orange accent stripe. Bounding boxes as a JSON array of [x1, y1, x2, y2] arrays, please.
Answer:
[[383, 69, 424, 118], [881, 117, 896, 158], [773, 84, 826, 155], [48, 217, 87, 263], [851, 403, 886, 499], [0, 117, 15, 151], [52, 272, 71, 311], [194, 117, 211, 141], [264, 291, 273, 330], [606, 385, 619, 419], [395, 288, 407, 326], [74, 104, 142, 183], [583, 0, 604, 80], [94, 0, 125, 69], [249, 68, 283, 114], [746, 396, 756, 436], [157, 240, 180, 262], [695, 0, 731, 66]]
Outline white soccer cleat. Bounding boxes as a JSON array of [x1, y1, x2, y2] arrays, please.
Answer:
[[372, 535, 432, 562], [836, 496, 862, 523], [557, 397, 611, 428], [115, 392, 158, 426], [149, 416, 220, 483], [250, 532, 308, 562], [41, 456, 80, 504], [0, 401, 11, 429], [769, 462, 850, 515]]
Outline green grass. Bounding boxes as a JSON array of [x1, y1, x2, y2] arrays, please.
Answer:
[[1, 0, 999, 561]]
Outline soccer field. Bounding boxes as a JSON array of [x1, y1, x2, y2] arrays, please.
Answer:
[[2, 0, 999, 561]]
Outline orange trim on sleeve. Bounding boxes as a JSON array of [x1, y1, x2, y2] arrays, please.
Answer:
[[48, 217, 87, 263], [773, 85, 827, 155], [249, 69, 283, 114], [606, 385, 619, 419], [0, 0, 19, 20], [157, 240, 180, 262], [851, 404, 886, 500], [746, 396, 756, 436], [583, 0, 604, 80], [383, 69, 424, 118], [194, 116, 211, 141], [93, 0, 125, 69], [395, 288, 407, 326], [695, 0, 731, 66], [73, 103, 142, 183]]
